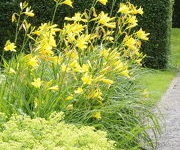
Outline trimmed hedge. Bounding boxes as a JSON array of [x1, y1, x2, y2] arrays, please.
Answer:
[[0, 0, 173, 69], [173, 0, 180, 28], [131, 0, 173, 69]]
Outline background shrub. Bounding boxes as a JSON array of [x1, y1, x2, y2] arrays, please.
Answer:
[[172, 0, 180, 28], [131, 0, 173, 69]]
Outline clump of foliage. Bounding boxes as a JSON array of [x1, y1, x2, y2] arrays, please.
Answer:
[[0, 112, 115, 150], [0, 0, 160, 149], [1, 0, 147, 118]]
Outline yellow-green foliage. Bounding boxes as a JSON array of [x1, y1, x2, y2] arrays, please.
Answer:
[[0, 112, 115, 150]]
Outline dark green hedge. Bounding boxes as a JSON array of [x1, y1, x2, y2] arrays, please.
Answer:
[[173, 0, 180, 28], [0, 0, 173, 69], [131, 0, 173, 69]]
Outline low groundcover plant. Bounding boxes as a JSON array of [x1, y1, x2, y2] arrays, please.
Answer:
[[0, 112, 115, 150], [0, 0, 160, 149]]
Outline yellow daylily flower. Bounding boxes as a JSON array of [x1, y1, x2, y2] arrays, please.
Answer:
[[136, 28, 150, 40], [93, 112, 102, 119], [69, 60, 79, 68], [98, 0, 108, 5], [100, 49, 109, 58], [31, 78, 43, 88], [118, 3, 130, 14], [27, 56, 39, 68], [88, 88, 103, 100], [127, 15, 138, 29], [65, 95, 74, 101], [4, 40, 16, 52], [66, 104, 74, 110], [100, 66, 111, 74], [133, 7, 144, 15], [62, 0, 73, 7], [11, 13, 17, 22], [20, 1, 29, 10], [81, 73, 93, 85], [92, 11, 116, 28], [63, 23, 86, 36], [61, 64, 70, 72], [81, 64, 89, 72], [123, 36, 137, 50], [100, 78, 114, 85], [49, 56, 63, 64], [95, 75, 114, 85], [74, 87, 84, 94], [135, 59, 143, 65], [75, 34, 90, 50], [48, 85, 59, 91], [120, 70, 130, 78], [24, 12, 34, 17], [131, 5, 144, 15], [136, 7, 144, 15], [24, 7, 35, 17], [104, 36, 114, 42], [65, 13, 87, 22]]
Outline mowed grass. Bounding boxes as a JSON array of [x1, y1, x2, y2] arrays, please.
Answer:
[[139, 28, 180, 102], [138, 69, 176, 103], [170, 28, 180, 68]]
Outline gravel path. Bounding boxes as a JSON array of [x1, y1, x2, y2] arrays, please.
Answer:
[[156, 73, 180, 150]]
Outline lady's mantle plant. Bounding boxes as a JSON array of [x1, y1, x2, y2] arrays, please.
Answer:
[[0, 112, 115, 150]]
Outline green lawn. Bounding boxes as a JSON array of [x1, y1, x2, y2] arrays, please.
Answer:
[[171, 28, 180, 68], [139, 28, 180, 102]]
